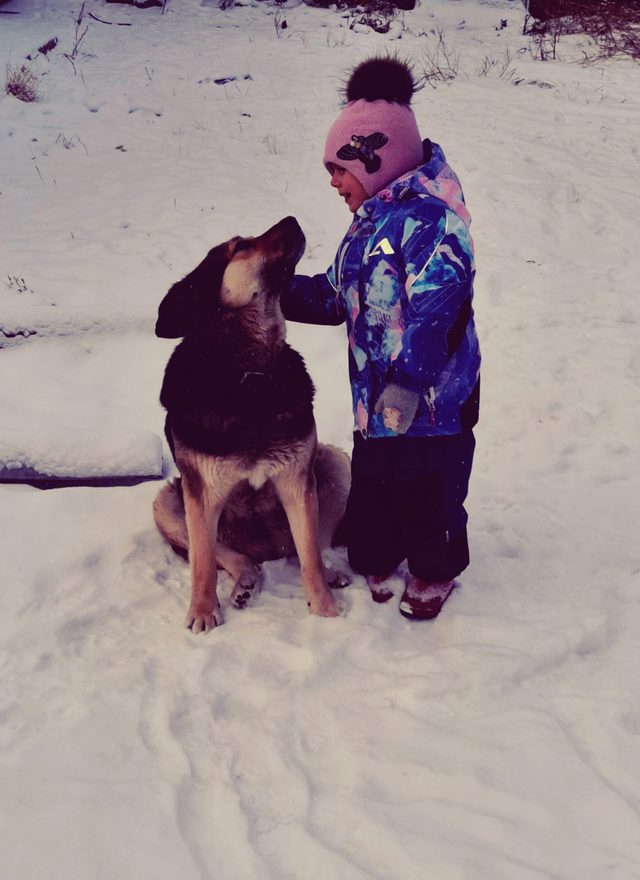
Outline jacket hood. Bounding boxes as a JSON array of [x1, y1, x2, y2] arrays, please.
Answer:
[[360, 140, 472, 229]]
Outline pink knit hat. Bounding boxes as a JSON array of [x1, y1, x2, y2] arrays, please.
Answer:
[[324, 58, 424, 197]]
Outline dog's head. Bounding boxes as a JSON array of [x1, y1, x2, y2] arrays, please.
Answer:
[[155, 216, 306, 339]]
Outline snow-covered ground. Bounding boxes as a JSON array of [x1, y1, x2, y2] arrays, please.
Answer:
[[2, 0, 640, 877]]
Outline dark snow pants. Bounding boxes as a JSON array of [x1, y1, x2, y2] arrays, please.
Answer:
[[343, 430, 475, 582]]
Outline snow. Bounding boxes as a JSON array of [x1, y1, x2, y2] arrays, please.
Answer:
[[1, 0, 640, 877], [0, 425, 162, 479]]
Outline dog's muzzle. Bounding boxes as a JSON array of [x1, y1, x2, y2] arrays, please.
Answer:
[[263, 216, 306, 265]]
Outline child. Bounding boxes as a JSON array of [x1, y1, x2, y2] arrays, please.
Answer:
[[281, 57, 481, 620]]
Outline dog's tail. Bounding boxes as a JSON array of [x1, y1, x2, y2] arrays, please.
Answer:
[[153, 478, 189, 560]]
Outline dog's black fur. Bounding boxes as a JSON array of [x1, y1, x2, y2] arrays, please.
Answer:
[[157, 223, 315, 464], [159, 321, 316, 462], [154, 217, 350, 631]]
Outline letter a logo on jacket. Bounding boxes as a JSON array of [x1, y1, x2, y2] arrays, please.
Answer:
[[369, 237, 394, 257]]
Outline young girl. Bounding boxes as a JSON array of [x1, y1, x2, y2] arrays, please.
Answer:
[[281, 57, 481, 620]]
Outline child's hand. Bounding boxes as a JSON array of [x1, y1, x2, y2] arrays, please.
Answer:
[[374, 383, 420, 434]]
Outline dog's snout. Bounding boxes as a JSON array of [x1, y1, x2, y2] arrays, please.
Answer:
[[279, 216, 303, 237], [263, 216, 305, 252], [284, 216, 306, 262]]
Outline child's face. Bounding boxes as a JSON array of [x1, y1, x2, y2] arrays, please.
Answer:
[[327, 164, 368, 213]]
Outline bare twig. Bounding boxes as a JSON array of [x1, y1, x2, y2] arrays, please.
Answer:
[[88, 12, 132, 26], [105, 0, 163, 7], [67, 2, 88, 60]]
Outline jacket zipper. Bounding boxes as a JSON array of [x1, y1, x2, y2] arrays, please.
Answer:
[[336, 216, 369, 288], [426, 386, 436, 426], [336, 237, 352, 290]]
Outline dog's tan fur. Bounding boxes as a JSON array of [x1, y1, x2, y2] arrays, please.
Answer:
[[153, 218, 350, 632]]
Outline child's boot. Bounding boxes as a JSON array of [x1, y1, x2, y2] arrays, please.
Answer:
[[399, 577, 456, 620], [366, 574, 395, 604]]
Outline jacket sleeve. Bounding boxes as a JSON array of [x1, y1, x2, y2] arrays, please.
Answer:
[[386, 206, 475, 391], [280, 272, 346, 326]]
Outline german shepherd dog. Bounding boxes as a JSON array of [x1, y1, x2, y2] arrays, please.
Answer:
[[153, 216, 350, 632]]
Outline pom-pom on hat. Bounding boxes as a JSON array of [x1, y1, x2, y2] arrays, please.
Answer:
[[324, 57, 423, 198]]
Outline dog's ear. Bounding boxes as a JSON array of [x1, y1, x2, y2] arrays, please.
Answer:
[[155, 242, 230, 338]]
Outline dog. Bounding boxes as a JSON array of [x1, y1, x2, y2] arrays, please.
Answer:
[[153, 216, 350, 632]]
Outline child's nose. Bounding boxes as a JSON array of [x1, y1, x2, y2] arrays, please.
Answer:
[[330, 170, 341, 188]]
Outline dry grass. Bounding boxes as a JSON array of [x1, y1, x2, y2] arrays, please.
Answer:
[[422, 27, 460, 87], [477, 48, 520, 82], [5, 64, 41, 102], [524, 0, 640, 62]]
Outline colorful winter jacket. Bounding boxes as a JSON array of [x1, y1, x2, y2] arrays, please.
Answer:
[[282, 141, 481, 438]]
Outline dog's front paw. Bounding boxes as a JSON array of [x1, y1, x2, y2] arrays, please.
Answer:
[[185, 602, 224, 634], [230, 566, 263, 610], [308, 591, 340, 618]]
